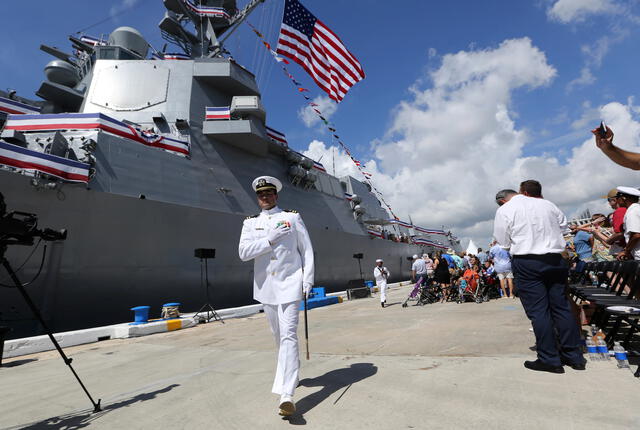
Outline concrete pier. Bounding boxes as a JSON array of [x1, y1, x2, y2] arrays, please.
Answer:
[[1, 285, 638, 429]]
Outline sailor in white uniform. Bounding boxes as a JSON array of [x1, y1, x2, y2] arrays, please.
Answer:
[[238, 176, 314, 417], [373, 259, 390, 308]]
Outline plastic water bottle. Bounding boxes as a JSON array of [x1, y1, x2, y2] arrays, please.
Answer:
[[613, 342, 630, 368], [596, 337, 610, 360], [585, 336, 599, 361]]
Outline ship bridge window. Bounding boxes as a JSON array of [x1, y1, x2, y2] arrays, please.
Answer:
[[96, 46, 140, 61]]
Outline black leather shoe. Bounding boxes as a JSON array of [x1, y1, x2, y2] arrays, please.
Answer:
[[524, 360, 565, 374], [381, 301, 385, 308], [561, 359, 586, 370]]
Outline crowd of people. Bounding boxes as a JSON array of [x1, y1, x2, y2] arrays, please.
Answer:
[[374, 247, 515, 309], [565, 185, 640, 274]]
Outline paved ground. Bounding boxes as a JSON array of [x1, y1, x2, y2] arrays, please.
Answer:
[[1, 285, 639, 429]]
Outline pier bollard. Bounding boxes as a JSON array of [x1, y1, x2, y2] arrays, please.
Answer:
[[130, 306, 151, 325], [161, 302, 181, 319]]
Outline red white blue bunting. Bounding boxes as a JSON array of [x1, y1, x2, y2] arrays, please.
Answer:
[[4, 113, 189, 156], [413, 238, 448, 249], [388, 219, 413, 229], [367, 229, 384, 239], [205, 107, 231, 120], [180, 0, 231, 19], [0, 140, 90, 183], [414, 226, 446, 235], [0, 97, 41, 115], [265, 126, 288, 146], [388, 219, 447, 235], [312, 160, 326, 173]]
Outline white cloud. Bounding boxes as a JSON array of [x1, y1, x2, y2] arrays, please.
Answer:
[[566, 66, 595, 91], [547, 0, 617, 23], [299, 37, 640, 247], [297, 95, 338, 128], [110, 0, 142, 19]]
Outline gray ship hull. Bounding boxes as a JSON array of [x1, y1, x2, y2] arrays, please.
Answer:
[[1, 170, 421, 339]]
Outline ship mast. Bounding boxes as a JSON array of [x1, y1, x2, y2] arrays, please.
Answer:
[[159, 0, 267, 58]]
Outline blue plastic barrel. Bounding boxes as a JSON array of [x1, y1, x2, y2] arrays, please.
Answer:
[[130, 306, 150, 325]]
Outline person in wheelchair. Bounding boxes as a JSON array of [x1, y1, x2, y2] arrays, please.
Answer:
[[458, 264, 481, 303], [480, 260, 501, 299]]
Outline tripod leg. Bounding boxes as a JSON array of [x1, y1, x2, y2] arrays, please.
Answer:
[[2, 258, 102, 412]]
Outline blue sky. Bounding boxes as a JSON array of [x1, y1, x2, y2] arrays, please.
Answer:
[[3, 0, 640, 246]]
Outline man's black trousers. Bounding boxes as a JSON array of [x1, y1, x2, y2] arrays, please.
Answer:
[[512, 253, 583, 366]]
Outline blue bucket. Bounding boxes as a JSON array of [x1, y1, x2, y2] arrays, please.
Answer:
[[365, 280, 374, 288]]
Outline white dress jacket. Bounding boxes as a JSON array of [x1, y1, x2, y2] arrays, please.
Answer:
[[238, 207, 315, 305], [373, 266, 390, 285]]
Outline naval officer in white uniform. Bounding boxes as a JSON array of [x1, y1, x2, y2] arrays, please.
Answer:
[[373, 259, 390, 307], [238, 176, 314, 416]]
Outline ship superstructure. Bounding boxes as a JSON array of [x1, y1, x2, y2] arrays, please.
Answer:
[[0, 0, 459, 338]]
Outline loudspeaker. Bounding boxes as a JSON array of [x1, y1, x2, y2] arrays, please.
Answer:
[[347, 287, 371, 300], [194, 248, 216, 259], [353, 253, 363, 259]]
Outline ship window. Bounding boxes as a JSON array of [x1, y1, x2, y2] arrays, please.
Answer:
[[98, 47, 117, 59], [96, 47, 138, 60]]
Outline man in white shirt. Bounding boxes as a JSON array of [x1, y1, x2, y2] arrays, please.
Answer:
[[493, 180, 584, 374], [238, 176, 314, 416], [613, 186, 640, 261], [402, 255, 427, 307], [373, 259, 390, 308], [411, 254, 427, 283]]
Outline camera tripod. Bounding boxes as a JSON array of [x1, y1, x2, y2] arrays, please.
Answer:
[[192, 249, 223, 324], [1, 245, 101, 412]]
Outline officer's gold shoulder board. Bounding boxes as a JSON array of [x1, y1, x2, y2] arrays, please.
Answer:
[[245, 214, 259, 220], [284, 209, 298, 214]]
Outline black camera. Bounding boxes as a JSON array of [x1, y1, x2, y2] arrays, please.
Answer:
[[0, 193, 67, 247]]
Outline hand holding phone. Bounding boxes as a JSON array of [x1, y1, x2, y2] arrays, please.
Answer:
[[592, 121, 614, 149], [598, 121, 607, 138]]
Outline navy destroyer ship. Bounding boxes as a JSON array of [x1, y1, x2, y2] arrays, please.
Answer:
[[0, 0, 459, 338]]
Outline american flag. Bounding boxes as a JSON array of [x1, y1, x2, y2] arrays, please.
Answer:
[[276, 0, 365, 102]]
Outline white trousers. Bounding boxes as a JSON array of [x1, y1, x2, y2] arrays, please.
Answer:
[[263, 301, 300, 397], [378, 280, 388, 303]]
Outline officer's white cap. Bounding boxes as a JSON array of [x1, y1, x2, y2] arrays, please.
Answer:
[[616, 186, 640, 197], [252, 176, 282, 193], [412, 254, 419, 259], [376, 258, 383, 263]]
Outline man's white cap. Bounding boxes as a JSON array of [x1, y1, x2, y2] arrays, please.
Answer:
[[412, 254, 419, 259], [376, 258, 383, 263], [616, 186, 640, 197], [422, 253, 429, 258], [252, 176, 282, 193]]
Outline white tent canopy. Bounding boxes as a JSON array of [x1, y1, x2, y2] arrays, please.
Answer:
[[466, 240, 478, 256]]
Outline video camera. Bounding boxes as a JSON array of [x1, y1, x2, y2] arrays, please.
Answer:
[[0, 192, 67, 247]]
